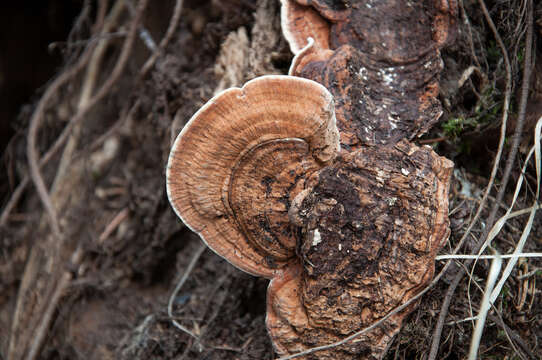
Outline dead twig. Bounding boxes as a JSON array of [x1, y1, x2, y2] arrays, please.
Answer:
[[489, 0, 533, 227], [98, 207, 129, 243], [24, 53, 94, 237], [0, 9, 93, 227], [473, 0, 534, 256], [443, 255, 527, 360], [488, 313, 537, 359], [62, 0, 93, 63], [458, 0, 483, 71], [25, 247, 84, 360], [168, 241, 206, 341], [86, 99, 141, 155], [0, 0, 181, 228], [51, 0, 127, 194], [139, 0, 185, 78], [26, 0, 142, 236], [1, 0, 140, 229], [93, 0, 109, 34]]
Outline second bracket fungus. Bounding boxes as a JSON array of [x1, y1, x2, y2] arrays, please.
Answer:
[[273, 140, 453, 359], [281, 0, 457, 148]]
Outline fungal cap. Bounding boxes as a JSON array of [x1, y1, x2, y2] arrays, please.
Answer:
[[280, 0, 331, 54], [166, 75, 339, 278], [288, 37, 334, 76], [266, 263, 307, 355]]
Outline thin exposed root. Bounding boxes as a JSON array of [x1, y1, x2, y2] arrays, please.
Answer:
[[8, 1, 149, 359], [168, 241, 206, 343], [139, 0, 185, 78]]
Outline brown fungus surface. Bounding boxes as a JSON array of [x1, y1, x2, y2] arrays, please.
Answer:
[[287, 0, 457, 148], [295, 0, 350, 21], [270, 140, 453, 359], [327, 0, 456, 60], [281, 0, 332, 54], [166, 75, 340, 278]]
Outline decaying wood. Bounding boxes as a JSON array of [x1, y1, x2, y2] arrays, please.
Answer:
[[267, 1, 456, 358], [286, 0, 457, 148], [270, 140, 453, 359]]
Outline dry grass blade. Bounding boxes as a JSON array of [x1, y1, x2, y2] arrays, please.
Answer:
[[459, 118, 541, 316], [464, 122, 540, 319], [456, 254, 527, 360], [443, 256, 530, 360], [437, 251, 542, 260], [468, 251, 502, 360], [489, 117, 541, 303]]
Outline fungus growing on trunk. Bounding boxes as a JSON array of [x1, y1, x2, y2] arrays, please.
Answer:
[[280, 0, 332, 54], [167, 1, 456, 358], [167, 76, 453, 359]]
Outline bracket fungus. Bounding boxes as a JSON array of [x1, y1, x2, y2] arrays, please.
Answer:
[[281, 0, 332, 54], [166, 75, 339, 278]]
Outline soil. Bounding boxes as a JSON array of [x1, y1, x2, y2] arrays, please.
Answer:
[[1, 0, 541, 359]]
